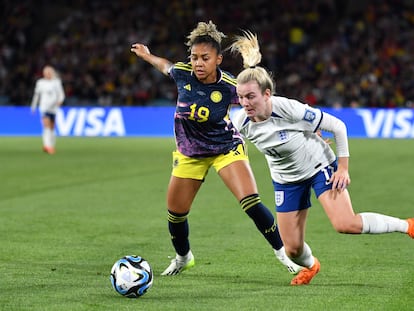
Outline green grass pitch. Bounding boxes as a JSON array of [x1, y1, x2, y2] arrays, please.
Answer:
[[1, 137, 413, 311]]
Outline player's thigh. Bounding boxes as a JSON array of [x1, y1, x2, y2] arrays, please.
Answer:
[[168, 150, 207, 213], [218, 160, 258, 201], [167, 175, 203, 213], [318, 189, 361, 233], [42, 113, 55, 128], [215, 143, 256, 201]]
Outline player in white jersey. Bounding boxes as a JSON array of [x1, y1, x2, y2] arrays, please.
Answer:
[[229, 31, 414, 286], [31, 65, 65, 154]]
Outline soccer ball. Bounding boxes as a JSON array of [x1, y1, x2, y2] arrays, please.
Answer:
[[110, 255, 153, 298]]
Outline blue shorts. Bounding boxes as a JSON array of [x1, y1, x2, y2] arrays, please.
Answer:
[[272, 161, 337, 213], [42, 112, 56, 122]]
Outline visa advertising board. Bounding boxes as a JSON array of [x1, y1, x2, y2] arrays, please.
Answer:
[[1, 106, 413, 138]]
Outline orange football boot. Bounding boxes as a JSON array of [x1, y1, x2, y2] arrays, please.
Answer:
[[290, 257, 320, 286], [406, 218, 414, 238]]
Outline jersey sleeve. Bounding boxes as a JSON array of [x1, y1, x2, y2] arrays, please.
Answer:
[[319, 112, 350, 157], [56, 79, 65, 103], [168, 62, 191, 80], [34, 80, 40, 94], [31, 80, 40, 110], [274, 97, 322, 132], [231, 107, 248, 133]]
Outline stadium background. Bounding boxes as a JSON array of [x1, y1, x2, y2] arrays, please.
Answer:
[[1, 2, 414, 309], [2, 0, 414, 109]]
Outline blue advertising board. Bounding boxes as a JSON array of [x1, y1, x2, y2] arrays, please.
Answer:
[[0, 106, 413, 138]]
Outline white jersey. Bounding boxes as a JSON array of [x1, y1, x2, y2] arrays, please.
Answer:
[[31, 78, 65, 114], [232, 96, 348, 184]]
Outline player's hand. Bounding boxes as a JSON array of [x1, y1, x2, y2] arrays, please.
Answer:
[[130, 43, 150, 58], [330, 168, 350, 192]]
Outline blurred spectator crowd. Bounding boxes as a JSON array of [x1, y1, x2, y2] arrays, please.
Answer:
[[2, 0, 414, 108]]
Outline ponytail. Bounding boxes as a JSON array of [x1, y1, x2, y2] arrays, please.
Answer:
[[229, 30, 275, 94]]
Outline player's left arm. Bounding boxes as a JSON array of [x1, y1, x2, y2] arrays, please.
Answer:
[[319, 112, 350, 191], [30, 81, 40, 113], [31, 93, 39, 113], [57, 80, 65, 107]]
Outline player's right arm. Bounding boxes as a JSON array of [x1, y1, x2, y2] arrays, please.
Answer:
[[130, 43, 172, 76], [30, 81, 40, 113]]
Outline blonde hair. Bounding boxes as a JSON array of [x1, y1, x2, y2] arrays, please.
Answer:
[[185, 21, 226, 53], [43, 65, 59, 79], [229, 30, 275, 94]]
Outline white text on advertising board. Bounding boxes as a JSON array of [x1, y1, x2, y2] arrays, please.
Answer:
[[357, 109, 414, 138], [56, 108, 126, 136]]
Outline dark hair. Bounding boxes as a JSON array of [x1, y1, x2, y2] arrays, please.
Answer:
[[189, 35, 222, 53], [185, 21, 226, 53]]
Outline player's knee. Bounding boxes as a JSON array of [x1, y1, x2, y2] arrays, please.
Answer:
[[331, 219, 361, 234]]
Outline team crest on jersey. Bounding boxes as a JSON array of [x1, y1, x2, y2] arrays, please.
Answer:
[[275, 191, 284, 206], [278, 130, 288, 141], [184, 84, 191, 91], [303, 109, 316, 122], [210, 91, 222, 103]]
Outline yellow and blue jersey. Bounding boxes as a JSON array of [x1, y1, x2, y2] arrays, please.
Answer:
[[169, 62, 243, 157]]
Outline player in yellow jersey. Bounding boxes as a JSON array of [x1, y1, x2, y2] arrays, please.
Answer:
[[131, 21, 301, 276]]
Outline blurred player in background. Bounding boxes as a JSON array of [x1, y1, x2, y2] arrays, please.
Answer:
[[31, 65, 65, 154], [131, 21, 301, 276], [230, 31, 414, 285]]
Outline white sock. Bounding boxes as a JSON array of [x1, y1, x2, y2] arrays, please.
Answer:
[[177, 250, 193, 262], [274, 246, 302, 274], [42, 129, 48, 147], [291, 242, 314, 268], [50, 129, 56, 147], [43, 128, 53, 148], [274, 246, 288, 261], [360, 212, 408, 234]]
